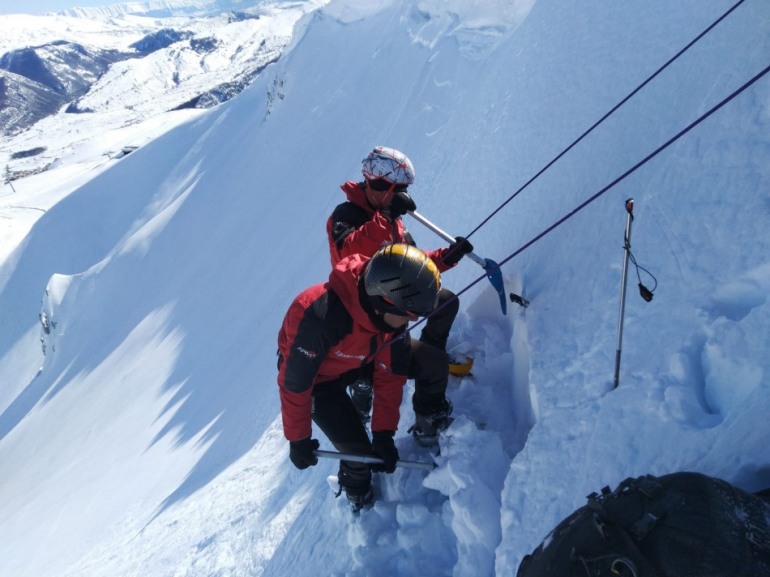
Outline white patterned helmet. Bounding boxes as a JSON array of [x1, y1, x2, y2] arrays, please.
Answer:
[[361, 146, 415, 186]]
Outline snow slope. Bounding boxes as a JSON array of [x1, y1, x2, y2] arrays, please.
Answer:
[[1, 0, 769, 576], [1, 0, 325, 251]]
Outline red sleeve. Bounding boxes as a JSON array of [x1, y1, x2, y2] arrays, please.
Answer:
[[424, 248, 454, 273], [337, 212, 395, 261], [394, 220, 454, 273], [276, 285, 331, 441], [279, 387, 313, 441]]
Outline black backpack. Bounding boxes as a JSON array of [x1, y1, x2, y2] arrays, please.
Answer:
[[517, 472, 770, 577]]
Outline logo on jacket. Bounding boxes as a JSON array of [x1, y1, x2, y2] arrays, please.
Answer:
[[296, 346, 318, 359], [335, 350, 367, 361]]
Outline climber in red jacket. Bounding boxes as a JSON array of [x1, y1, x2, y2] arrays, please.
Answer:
[[326, 146, 473, 437], [277, 244, 449, 510]]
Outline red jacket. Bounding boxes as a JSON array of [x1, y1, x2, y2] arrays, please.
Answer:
[[327, 181, 455, 272], [277, 254, 411, 441]]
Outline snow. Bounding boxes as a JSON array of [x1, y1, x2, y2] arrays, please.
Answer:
[[1, 0, 769, 576]]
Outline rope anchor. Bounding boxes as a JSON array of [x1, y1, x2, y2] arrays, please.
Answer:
[[613, 199, 656, 389]]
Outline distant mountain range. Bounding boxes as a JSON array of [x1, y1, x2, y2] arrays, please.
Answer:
[[56, 0, 250, 19], [0, 1, 293, 138], [1, 41, 127, 135]]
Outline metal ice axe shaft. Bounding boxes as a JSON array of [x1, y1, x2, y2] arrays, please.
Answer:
[[314, 449, 436, 471], [408, 210, 507, 315], [613, 198, 634, 389]]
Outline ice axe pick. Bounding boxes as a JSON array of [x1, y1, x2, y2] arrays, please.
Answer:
[[408, 210, 507, 315]]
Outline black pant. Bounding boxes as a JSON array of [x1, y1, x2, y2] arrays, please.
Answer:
[[419, 287, 458, 351], [312, 335, 449, 494], [414, 286, 455, 415], [409, 337, 449, 415], [312, 380, 372, 495]]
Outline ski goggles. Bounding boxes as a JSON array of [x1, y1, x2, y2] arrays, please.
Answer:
[[364, 178, 408, 207], [373, 296, 420, 320]]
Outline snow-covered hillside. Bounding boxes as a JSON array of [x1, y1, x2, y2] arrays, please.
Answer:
[[1, 0, 769, 576], [0, 1, 323, 175]]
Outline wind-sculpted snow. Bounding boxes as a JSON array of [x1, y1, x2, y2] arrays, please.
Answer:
[[0, 1, 768, 576]]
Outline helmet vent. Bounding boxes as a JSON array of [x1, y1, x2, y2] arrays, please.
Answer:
[[363, 243, 441, 316]]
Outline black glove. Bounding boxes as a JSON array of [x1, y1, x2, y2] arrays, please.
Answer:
[[289, 437, 320, 470], [382, 191, 416, 221], [371, 430, 399, 473], [443, 236, 474, 267]]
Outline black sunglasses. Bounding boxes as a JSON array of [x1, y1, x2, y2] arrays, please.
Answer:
[[376, 296, 420, 320], [366, 179, 408, 193]]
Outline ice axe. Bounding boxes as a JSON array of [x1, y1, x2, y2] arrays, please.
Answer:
[[314, 449, 436, 471], [408, 210, 507, 315]]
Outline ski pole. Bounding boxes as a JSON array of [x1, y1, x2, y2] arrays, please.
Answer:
[[314, 449, 436, 471], [613, 198, 634, 389], [408, 210, 507, 315]]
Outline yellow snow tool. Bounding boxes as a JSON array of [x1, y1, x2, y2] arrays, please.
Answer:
[[449, 357, 474, 377]]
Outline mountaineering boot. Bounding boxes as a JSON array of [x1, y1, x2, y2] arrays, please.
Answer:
[[327, 477, 375, 514], [346, 485, 374, 514], [337, 465, 373, 513], [410, 397, 453, 447], [348, 379, 372, 425]]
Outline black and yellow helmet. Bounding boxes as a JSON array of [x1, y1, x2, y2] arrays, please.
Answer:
[[364, 243, 441, 316]]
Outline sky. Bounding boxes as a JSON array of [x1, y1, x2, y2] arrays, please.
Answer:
[[0, 0, 118, 15], [1, 0, 769, 576]]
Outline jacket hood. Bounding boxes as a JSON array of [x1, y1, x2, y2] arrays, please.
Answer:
[[341, 181, 375, 215], [327, 253, 385, 333]]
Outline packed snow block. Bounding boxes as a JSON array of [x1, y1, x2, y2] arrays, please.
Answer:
[[516, 472, 770, 577]]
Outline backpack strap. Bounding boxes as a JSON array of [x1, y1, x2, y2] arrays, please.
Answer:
[[583, 477, 663, 577]]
